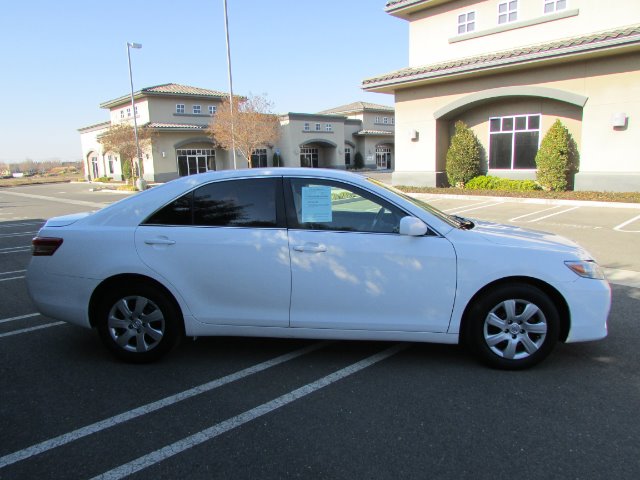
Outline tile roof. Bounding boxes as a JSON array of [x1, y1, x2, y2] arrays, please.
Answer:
[[100, 83, 228, 108], [353, 130, 394, 136], [318, 102, 394, 114], [363, 25, 640, 90], [147, 122, 208, 130]]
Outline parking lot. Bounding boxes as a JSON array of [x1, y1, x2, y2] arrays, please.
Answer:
[[1, 182, 639, 479]]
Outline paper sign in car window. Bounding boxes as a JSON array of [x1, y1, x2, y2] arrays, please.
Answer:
[[301, 186, 332, 223]]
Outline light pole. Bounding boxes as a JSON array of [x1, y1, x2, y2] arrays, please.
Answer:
[[126, 41, 144, 189], [222, 0, 237, 169]]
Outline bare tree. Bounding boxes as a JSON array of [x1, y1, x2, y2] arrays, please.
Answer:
[[97, 123, 154, 182], [207, 94, 280, 168]]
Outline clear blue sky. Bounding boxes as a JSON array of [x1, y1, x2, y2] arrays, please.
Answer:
[[0, 0, 407, 163]]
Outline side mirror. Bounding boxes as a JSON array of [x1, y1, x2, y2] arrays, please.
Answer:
[[399, 216, 428, 236]]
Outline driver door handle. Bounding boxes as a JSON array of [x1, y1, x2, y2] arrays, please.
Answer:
[[293, 243, 327, 253], [144, 237, 176, 246]]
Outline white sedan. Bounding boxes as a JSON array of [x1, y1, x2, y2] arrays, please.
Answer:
[[26, 168, 610, 369]]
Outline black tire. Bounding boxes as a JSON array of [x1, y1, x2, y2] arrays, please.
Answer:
[[465, 284, 560, 370], [95, 282, 182, 363]]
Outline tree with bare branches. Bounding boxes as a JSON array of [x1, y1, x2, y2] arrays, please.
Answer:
[[97, 123, 154, 182], [207, 94, 280, 168]]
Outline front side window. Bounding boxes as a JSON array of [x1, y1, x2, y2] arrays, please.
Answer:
[[286, 178, 404, 234], [144, 178, 279, 228], [489, 114, 540, 169], [457, 11, 475, 34], [544, 0, 566, 13], [193, 105, 201, 114], [176, 104, 185, 114], [498, 0, 517, 24]]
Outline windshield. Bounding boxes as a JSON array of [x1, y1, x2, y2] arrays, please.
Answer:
[[367, 178, 470, 229]]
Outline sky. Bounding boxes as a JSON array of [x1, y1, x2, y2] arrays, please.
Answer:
[[0, 0, 408, 163]]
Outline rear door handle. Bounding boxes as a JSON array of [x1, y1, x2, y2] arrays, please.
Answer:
[[293, 243, 327, 253], [144, 237, 176, 246]]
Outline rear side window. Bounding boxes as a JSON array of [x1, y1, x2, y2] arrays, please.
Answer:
[[144, 178, 280, 227]]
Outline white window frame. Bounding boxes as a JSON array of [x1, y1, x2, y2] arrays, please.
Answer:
[[498, 0, 518, 24], [209, 105, 217, 115], [488, 114, 541, 170], [383, 117, 388, 124], [325, 123, 332, 132], [544, 0, 567, 14], [304, 123, 310, 131], [375, 116, 380, 123], [315, 123, 321, 131], [193, 105, 201, 114], [457, 11, 476, 34], [344, 147, 351, 166], [391, 117, 395, 125], [120, 110, 124, 119], [126, 107, 131, 117], [176, 104, 185, 114]]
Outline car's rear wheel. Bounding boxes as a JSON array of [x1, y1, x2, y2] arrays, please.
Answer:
[[466, 284, 560, 369], [95, 283, 182, 363]]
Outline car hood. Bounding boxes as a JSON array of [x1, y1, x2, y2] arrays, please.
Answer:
[[44, 212, 92, 228], [470, 220, 588, 255]]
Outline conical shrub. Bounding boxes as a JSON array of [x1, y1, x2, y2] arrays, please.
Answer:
[[446, 121, 481, 187]]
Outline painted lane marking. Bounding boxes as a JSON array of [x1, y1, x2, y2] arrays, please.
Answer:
[[443, 200, 498, 213], [0, 269, 26, 276], [0, 341, 330, 469], [445, 201, 505, 215], [0, 222, 42, 229], [0, 322, 65, 339], [613, 213, 640, 233], [90, 343, 408, 480], [0, 313, 40, 324], [0, 190, 107, 209], [523, 206, 580, 223], [0, 231, 37, 238], [0, 246, 30, 255], [509, 205, 563, 222], [0, 276, 25, 282]]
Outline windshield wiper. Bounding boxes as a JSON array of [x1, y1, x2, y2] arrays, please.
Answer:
[[452, 215, 475, 230]]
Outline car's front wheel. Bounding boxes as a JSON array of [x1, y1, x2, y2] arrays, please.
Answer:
[[95, 283, 182, 363], [466, 284, 560, 369]]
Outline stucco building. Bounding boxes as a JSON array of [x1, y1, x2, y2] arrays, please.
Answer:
[[363, 0, 640, 191], [79, 85, 395, 182]]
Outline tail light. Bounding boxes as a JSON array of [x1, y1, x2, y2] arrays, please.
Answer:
[[32, 237, 63, 256]]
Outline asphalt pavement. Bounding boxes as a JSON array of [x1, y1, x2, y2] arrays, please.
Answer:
[[0, 182, 639, 480]]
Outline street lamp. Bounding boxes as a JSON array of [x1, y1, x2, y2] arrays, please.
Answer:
[[126, 41, 144, 189], [222, 0, 237, 169]]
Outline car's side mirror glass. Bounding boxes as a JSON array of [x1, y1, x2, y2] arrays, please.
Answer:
[[399, 216, 428, 236]]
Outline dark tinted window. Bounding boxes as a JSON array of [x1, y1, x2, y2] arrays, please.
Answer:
[[145, 193, 192, 225], [193, 178, 277, 227]]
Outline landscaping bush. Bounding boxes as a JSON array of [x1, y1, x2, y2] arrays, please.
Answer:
[[354, 151, 364, 170], [535, 119, 578, 191], [465, 175, 541, 191], [446, 121, 482, 187], [94, 176, 112, 183]]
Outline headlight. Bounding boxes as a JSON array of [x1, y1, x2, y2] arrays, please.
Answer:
[[565, 260, 605, 280]]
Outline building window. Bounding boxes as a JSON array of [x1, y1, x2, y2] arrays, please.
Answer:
[[108, 155, 114, 174], [134, 105, 138, 116], [176, 149, 216, 176], [489, 114, 541, 170], [193, 105, 201, 114], [325, 123, 332, 132], [498, 1, 517, 24], [209, 105, 217, 115], [304, 123, 310, 131], [383, 117, 389, 124], [315, 123, 321, 131], [457, 11, 475, 34], [375, 116, 380, 123], [344, 147, 351, 166], [251, 148, 268, 168], [126, 108, 131, 117], [176, 104, 185, 114], [120, 110, 124, 119], [391, 117, 395, 125], [300, 147, 319, 168], [544, 0, 566, 13]]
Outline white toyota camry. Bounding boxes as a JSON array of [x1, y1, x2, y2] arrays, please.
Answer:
[[26, 168, 610, 369]]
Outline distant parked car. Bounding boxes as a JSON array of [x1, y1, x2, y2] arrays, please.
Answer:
[[26, 168, 610, 369]]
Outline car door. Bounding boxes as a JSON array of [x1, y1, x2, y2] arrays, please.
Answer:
[[135, 177, 291, 327], [285, 177, 457, 332]]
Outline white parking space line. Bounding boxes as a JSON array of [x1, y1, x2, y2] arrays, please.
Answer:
[[90, 343, 408, 480], [523, 206, 580, 223], [0, 246, 30, 255], [0, 322, 65, 338], [0, 341, 330, 469], [0, 190, 107, 209], [0, 222, 42, 229], [0, 276, 25, 282], [0, 313, 40, 324], [0, 231, 37, 238], [613, 213, 640, 233], [445, 201, 505, 215], [443, 200, 499, 214], [509, 205, 563, 222], [0, 269, 26, 276]]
